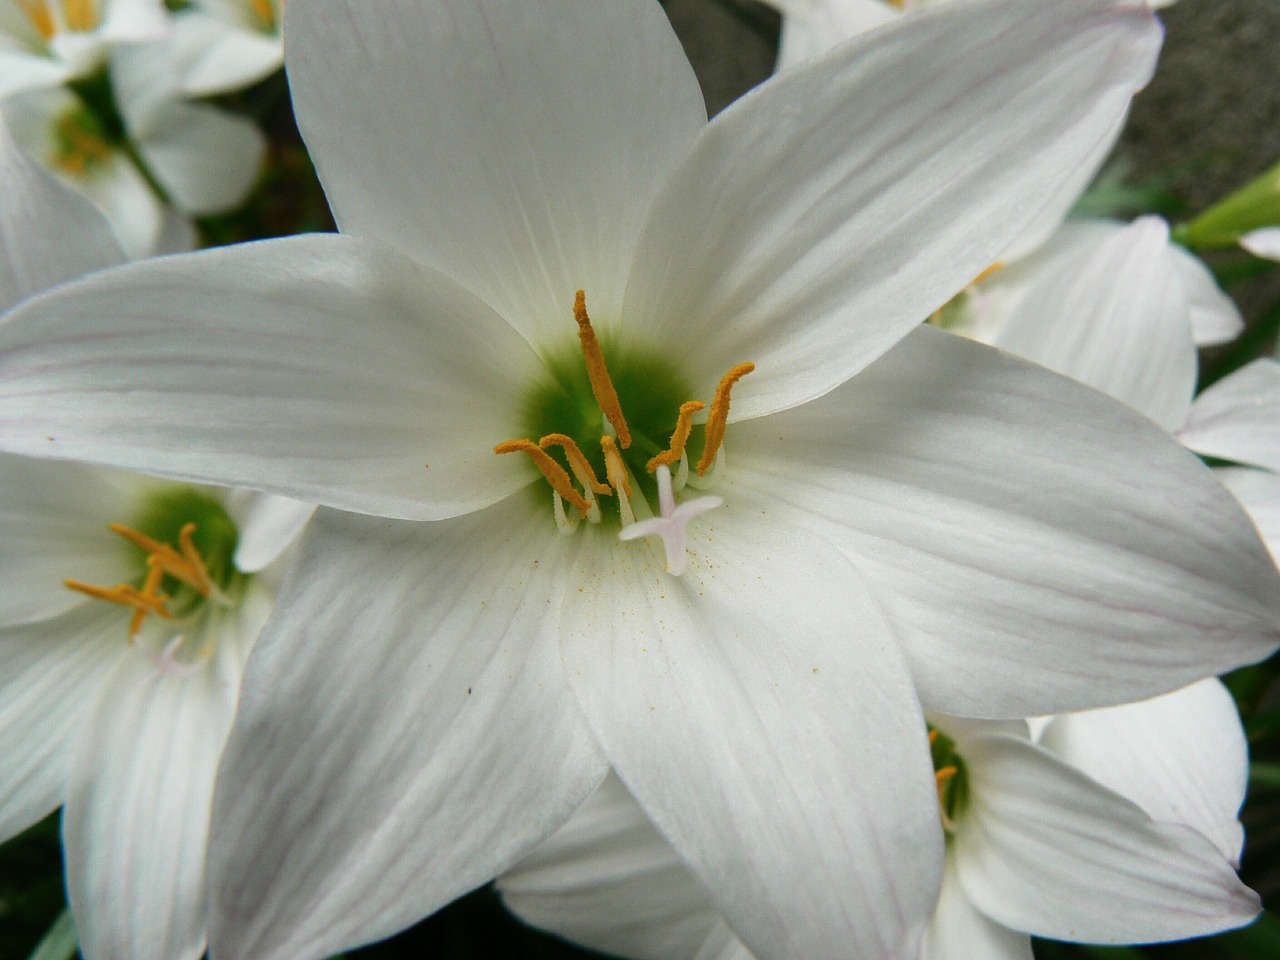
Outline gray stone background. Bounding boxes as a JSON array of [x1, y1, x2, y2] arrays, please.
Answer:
[[662, 0, 1280, 325]]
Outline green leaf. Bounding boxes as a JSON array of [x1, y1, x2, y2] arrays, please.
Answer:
[[1176, 158, 1280, 251], [27, 909, 76, 960]]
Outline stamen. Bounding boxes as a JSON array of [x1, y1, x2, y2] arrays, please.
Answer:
[[647, 400, 705, 472], [18, 1, 55, 38], [551, 490, 578, 535], [601, 435, 635, 526], [109, 522, 212, 597], [248, 0, 276, 28], [573, 290, 631, 448], [935, 765, 959, 831], [495, 439, 592, 516], [540, 433, 612, 495], [65, 573, 173, 644], [971, 261, 1004, 286], [618, 464, 723, 576], [697, 363, 754, 477], [62, 0, 96, 31]]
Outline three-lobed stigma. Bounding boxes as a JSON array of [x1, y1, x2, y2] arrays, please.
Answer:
[[496, 291, 752, 572]]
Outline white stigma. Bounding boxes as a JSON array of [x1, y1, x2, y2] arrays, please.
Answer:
[[618, 464, 723, 576]]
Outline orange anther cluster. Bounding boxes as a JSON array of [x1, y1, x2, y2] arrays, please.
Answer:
[[65, 522, 213, 642], [573, 290, 631, 449], [541, 433, 612, 495], [696, 363, 754, 477], [647, 400, 705, 472], [495, 439, 592, 515], [17, 1, 56, 38]]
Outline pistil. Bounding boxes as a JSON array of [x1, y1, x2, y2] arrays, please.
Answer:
[[618, 465, 723, 576]]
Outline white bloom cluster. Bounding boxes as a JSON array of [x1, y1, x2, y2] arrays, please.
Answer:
[[0, 1, 1277, 959]]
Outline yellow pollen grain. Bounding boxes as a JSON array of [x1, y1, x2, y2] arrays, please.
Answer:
[[600, 435, 632, 500], [647, 400, 704, 472], [18, 0, 55, 39], [540, 433, 611, 495], [61, 0, 97, 31], [495, 438, 592, 516], [573, 290, 631, 449], [697, 362, 754, 477]]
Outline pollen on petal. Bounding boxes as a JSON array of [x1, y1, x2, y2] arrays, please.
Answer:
[[697, 362, 754, 477], [495, 438, 592, 516], [573, 290, 631, 449], [647, 400, 705, 473]]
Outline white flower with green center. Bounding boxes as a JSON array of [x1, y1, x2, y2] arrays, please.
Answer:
[[0, 1, 1277, 958], [0, 0, 167, 98], [0, 117, 310, 960], [500, 687, 1256, 960], [169, 0, 283, 97]]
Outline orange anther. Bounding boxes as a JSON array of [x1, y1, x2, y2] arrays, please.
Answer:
[[62, 0, 97, 31], [496, 438, 592, 516], [18, 1, 55, 38], [573, 290, 631, 449], [600, 435, 632, 500], [540, 433, 611, 495], [109, 522, 212, 597], [971, 261, 1004, 286], [928, 729, 939, 746], [248, 0, 276, 27], [647, 400, 705, 473], [697, 363, 754, 477]]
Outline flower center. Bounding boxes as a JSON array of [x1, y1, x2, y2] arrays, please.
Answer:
[[51, 103, 113, 176], [63, 488, 243, 654], [929, 727, 969, 833], [497, 291, 753, 575], [16, 0, 98, 39]]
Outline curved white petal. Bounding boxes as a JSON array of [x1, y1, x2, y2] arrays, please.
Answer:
[[560, 490, 940, 960], [0, 233, 541, 521], [0, 456, 143, 626], [730, 326, 1280, 717], [1241, 227, 1280, 262], [98, 0, 169, 42], [1217, 466, 1280, 563], [625, 0, 1161, 418], [286, 0, 706, 340], [208, 504, 606, 960], [921, 850, 1032, 960], [65, 598, 254, 960], [1179, 359, 1280, 472], [500, 773, 726, 960], [133, 101, 265, 214], [775, 0, 898, 72], [1039, 679, 1247, 865], [954, 733, 1260, 943], [226, 492, 315, 573], [74, 152, 165, 260], [1170, 243, 1243, 346], [0, 49, 71, 100], [0, 604, 121, 842], [992, 216, 1196, 430], [0, 118, 124, 311], [171, 11, 282, 97]]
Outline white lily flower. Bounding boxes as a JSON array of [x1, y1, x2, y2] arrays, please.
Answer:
[[1241, 226, 1280, 261], [0, 0, 167, 99], [168, 0, 283, 97], [0, 118, 312, 960], [499, 701, 1258, 960], [0, 32, 265, 256], [0, 1, 1275, 957]]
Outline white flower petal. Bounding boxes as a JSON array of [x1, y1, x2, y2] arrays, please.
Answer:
[[226, 492, 315, 573], [0, 234, 541, 520], [0, 49, 71, 102], [500, 772, 726, 960], [992, 216, 1195, 430], [626, 0, 1161, 418], [921, 850, 1032, 960], [775, 0, 898, 72], [1241, 227, 1280, 261], [65, 617, 246, 960], [1170, 243, 1244, 346], [560, 495, 940, 960], [0, 456, 140, 626], [0, 118, 124, 311], [171, 11, 282, 97], [74, 152, 165, 260], [1039, 679, 1247, 865], [98, 0, 170, 42], [133, 101, 265, 214], [1217, 466, 1280, 562], [954, 733, 1260, 943], [1178, 359, 1280, 472], [0, 605, 121, 842], [208, 504, 606, 960], [731, 326, 1280, 717], [285, 0, 706, 337]]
